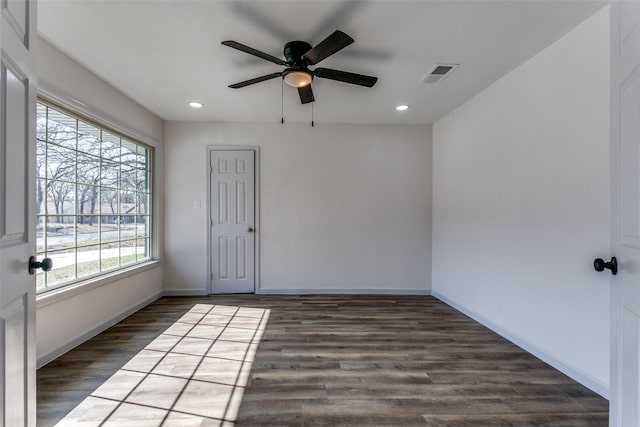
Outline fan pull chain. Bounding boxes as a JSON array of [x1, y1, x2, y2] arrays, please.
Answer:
[[311, 101, 314, 127], [281, 79, 284, 124]]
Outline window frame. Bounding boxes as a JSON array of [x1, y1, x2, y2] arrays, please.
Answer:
[[35, 98, 156, 296]]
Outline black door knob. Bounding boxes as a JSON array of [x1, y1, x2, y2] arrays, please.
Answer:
[[594, 257, 617, 275], [29, 256, 53, 275], [248, 227, 254, 233]]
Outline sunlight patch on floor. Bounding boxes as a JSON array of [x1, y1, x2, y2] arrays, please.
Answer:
[[55, 304, 270, 426]]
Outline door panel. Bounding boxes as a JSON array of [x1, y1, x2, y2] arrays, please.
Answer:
[[218, 181, 228, 224], [4, 0, 28, 46], [2, 295, 27, 427], [2, 64, 27, 242], [610, 2, 640, 426], [218, 237, 228, 279], [620, 304, 640, 424], [0, 0, 37, 424], [236, 181, 246, 223], [620, 65, 640, 248], [210, 150, 255, 293], [236, 236, 246, 279]]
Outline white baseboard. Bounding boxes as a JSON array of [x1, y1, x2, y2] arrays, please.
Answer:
[[256, 288, 431, 295], [37, 291, 164, 369], [431, 290, 609, 399], [163, 289, 208, 296]]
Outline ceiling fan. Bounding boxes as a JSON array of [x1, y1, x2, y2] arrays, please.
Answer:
[[222, 30, 378, 104]]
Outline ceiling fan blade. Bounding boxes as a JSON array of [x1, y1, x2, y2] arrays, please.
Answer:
[[228, 72, 282, 89], [298, 85, 315, 104], [314, 68, 377, 87], [222, 41, 287, 66], [302, 30, 354, 65]]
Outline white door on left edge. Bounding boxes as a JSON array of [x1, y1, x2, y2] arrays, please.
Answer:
[[609, 2, 640, 425], [0, 0, 37, 424], [210, 150, 255, 293]]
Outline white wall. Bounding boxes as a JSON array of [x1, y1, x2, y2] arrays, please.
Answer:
[[432, 7, 610, 396], [35, 37, 164, 366], [36, 37, 162, 144], [164, 122, 432, 294], [36, 267, 162, 365]]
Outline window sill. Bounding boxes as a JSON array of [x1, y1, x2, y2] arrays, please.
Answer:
[[36, 260, 162, 309]]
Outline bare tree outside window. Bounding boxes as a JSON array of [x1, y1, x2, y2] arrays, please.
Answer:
[[36, 102, 153, 292]]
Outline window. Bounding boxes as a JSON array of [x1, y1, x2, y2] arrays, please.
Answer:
[[36, 101, 153, 293]]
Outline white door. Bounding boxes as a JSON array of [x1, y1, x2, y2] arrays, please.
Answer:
[[610, 2, 640, 426], [0, 0, 37, 425], [210, 150, 255, 294]]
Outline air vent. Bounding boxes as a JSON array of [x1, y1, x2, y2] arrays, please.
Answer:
[[420, 64, 458, 84]]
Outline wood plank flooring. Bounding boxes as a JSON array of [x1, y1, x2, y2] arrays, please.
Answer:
[[37, 295, 608, 426]]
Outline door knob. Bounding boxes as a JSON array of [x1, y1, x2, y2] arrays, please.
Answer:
[[29, 256, 53, 275], [594, 257, 617, 275], [248, 227, 254, 233]]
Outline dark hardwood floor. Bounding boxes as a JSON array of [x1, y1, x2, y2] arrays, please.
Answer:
[[37, 295, 608, 426]]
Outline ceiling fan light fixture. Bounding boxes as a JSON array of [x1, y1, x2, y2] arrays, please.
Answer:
[[188, 101, 203, 108], [283, 70, 313, 88], [396, 105, 409, 111]]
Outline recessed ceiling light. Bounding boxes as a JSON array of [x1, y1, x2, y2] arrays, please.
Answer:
[[396, 105, 409, 111], [188, 101, 203, 108]]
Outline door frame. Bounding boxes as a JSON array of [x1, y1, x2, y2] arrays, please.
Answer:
[[206, 145, 260, 294]]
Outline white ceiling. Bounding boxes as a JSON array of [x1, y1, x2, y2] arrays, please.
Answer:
[[38, 0, 606, 125]]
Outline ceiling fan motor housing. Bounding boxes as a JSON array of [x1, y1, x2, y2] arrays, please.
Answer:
[[284, 41, 312, 66]]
